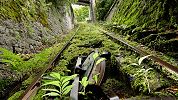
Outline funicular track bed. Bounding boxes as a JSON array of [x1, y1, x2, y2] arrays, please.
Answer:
[[17, 29, 77, 100], [100, 29, 178, 75], [6, 27, 79, 100], [9, 24, 178, 99], [100, 29, 178, 98]]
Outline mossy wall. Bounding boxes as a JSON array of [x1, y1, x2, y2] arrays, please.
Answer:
[[0, 0, 74, 54], [111, 0, 178, 28]]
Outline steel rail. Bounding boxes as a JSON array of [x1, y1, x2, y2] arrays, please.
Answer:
[[19, 31, 77, 100], [100, 30, 178, 74]]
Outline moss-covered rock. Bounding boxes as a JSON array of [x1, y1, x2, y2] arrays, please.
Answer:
[[110, 0, 178, 28]]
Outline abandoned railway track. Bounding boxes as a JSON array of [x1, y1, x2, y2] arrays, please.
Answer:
[[15, 27, 178, 100], [100, 29, 178, 75], [18, 30, 77, 100]]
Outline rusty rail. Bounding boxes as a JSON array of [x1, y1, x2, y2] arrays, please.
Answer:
[[100, 30, 178, 74], [19, 31, 77, 100]]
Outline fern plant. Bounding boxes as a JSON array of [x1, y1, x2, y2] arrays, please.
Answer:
[[131, 55, 153, 93], [41, 72, 77, 99]]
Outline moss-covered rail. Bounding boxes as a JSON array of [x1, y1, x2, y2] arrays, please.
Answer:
[[18, 29, 77, 100], [100, 29, 178, 75]]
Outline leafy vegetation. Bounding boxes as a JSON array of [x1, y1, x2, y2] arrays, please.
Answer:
[[120, 51, 175, 95], [41, 72, 77, 99], [111, 0, 178, 28], [79, 77, 89, 95], [0, 0, 49, 26], [74, 6, 89, 22], [96, 0, 114, 20], [4, 28, 77, 99], [131, 55, 152, 93], [5, 22, 178, 99]]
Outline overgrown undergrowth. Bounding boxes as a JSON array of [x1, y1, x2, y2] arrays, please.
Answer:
[[4, 23, 178, 99], [0, 27, 76, 99]]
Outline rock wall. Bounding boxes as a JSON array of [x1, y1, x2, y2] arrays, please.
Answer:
[[0, 4, 74, 54]]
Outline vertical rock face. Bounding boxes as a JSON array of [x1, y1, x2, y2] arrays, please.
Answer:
[[0, 4, 74, 54], [111, 0, 178, 28]]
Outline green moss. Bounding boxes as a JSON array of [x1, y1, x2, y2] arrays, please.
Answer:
[[0, 48, 24, 71], [3, 28, 77, 99], [109, 0, 178, 28], [6, 23, 177, 98], [96, 0, 115, 20], [0, 0, 49, 26], [102, 78, 124, 92], [120, 54, 174, 94], [31, 23, 124, 98], [8, 90, 24, 100]]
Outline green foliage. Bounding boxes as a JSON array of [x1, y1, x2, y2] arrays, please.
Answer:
[[0, 48, 24, 71], [96, 0, 114, 20], [110, 0, 178, 28], [8, 90, 24, 100], [0, 0, 49, 26], [41, 72, 77, 99], [131, 55, 152, 93], [102, 78, 125, 92], [79, 77, 89, 95], [74, 6, 89, 22], [79, 74, 99, 95], [3, 30, 77, 99], [58, 23, 121, 73], [93, 73, 100, 84], [0, 47, 53, 73]]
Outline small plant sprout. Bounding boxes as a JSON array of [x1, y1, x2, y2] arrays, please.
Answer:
[[41, 72, 77, 99], [93, 73, 100, 84], [79, 73, 100, 95], [79, 77, 89, 95]]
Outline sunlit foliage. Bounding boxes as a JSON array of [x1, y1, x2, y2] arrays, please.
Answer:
[[74, 6, 89, 22]]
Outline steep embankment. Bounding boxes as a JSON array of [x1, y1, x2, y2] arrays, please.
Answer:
[[0, 0, 74, 99], [0, 0, 74, 54], [111, 0, 178, 28], [97, 0, 178, 59]]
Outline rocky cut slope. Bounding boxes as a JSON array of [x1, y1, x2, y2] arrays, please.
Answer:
[[0, 0, 75, 99], [0, 0, 74, 54]]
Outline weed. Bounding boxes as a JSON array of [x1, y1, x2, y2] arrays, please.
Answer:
[[41, 72, 77, 99], [131, 55, 153, 93]]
